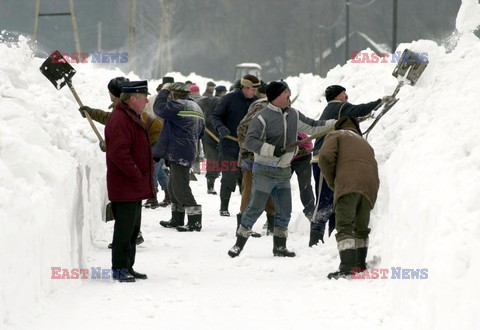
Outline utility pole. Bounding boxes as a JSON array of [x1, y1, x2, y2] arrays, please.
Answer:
[[392, 0, 398, 52], [32, 0, 81, 57], [129, 0, 137, 73], [68, 0, 81, 55], [345, 0, 350, 62], [97, 22, 102, 51]]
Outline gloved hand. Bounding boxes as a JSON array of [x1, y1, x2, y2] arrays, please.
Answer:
[[161, 82, 172, 91], [273, 146, 286, 158], [217, 126, 231, 138], [99, 140, 106, 152], [381, 95, 395, 103], [79, 105, 94, 118]]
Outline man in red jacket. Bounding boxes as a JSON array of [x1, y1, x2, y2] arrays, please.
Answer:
[[105, 80, 156, 282]]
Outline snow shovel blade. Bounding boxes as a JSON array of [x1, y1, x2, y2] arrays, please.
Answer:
[[392, 49, 428, 86], [39, 50, 76, 90]]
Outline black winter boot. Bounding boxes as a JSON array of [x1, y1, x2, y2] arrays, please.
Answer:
[[128, 268, 147, 279], [355, 247, 368, 272], [273, 236, 296, 257], [207, 179, 217, 195], [308, 230, 324, 247], [160, 211, 185, 228], [327, 248, 356, 279], [236, 213, 261, 238], [144, 198, 160, 208], [136, 231, 144, 245], [177, 213, 202, 232], [228, 235, 249, 258], [266, 214, 275, 236], [220, 198, 230, 216], [158, 190, 171, 207]]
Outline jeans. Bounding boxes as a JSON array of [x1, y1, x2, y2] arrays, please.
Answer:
[[240, 156, 275, 214], [241, 172, 292, 230], [154, 159, 169, 192]]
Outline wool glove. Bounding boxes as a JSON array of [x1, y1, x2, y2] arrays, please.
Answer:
[[217, 126, 231, 138], [79, 105, 94, 118], [274, 146, 286, 158]]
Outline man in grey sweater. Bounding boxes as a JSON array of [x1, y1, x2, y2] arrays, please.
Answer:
[[228, 80, 336, 258]]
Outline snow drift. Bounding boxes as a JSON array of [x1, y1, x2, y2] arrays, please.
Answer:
[[1, 1, 480, 328]]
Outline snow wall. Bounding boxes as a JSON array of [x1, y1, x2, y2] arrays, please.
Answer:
[[1, 0, 480, 327]]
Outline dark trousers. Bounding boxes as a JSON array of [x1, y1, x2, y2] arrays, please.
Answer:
[[312, 163, 335, 235], [111, 201, 142, 271], [334, 193, 371, 242], [203, 140, 220, 181], [290, 155, 315, 219], [219, 153, 242, 200], [168, 162, 199, 209]]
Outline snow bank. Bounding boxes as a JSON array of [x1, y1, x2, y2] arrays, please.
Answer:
[[1, 1, 480, 326], [0, 36, 110, 325]]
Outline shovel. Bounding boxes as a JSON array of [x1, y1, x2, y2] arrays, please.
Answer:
[[39, 50, 104, 144], [363, 49, 428, 138]]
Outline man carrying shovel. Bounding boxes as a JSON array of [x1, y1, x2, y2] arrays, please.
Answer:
[[78, 77, 164, 248], [105, 80, 155, 282], [310, 85, 391, 247]]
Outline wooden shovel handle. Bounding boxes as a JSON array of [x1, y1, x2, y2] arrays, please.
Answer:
[[66, 81, 105, 143], [205, 127, 220, 143]]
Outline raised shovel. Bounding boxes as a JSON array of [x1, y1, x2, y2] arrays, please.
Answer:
[[363, 48, 429, 138], [39, 50, 104, 145]]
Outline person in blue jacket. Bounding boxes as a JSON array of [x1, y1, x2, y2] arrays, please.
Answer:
[[153, 82, 205, 232]]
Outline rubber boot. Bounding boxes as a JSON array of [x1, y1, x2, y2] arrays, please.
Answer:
[[220, 198, 230, 216], [354, 238, 369, 272], [207, 179, 217, 195], [266, 214, 275, 236], [177, 206, 202, 232], [328, 238, 356, 279], [158, 190, 171, 207], [308, 230, 324, 247], [237, 213, 261, 238], [176, 213, 202, 232], [228, 235, 249, 258], [159, 210, 185, 228], [273, 236, 296, 257]]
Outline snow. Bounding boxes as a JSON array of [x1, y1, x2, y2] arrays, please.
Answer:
[[2, 2, 480, 328]]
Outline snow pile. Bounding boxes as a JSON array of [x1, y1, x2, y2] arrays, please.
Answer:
[[1, 1, 480, 327]]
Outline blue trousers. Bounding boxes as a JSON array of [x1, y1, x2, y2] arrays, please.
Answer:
[[154, 159, 169, 192], [241, 173, 292, 230]]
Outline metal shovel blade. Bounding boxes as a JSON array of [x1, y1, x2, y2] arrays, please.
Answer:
[[392, 49, 428, 86], [39, 50, 76, 90]]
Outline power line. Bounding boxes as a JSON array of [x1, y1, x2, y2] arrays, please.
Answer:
[[350, 0, 377, 8]]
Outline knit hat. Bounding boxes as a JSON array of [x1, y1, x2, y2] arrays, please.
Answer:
[[206, 81, 216, 88], [266, 80, 289, 102], [325, 85, 346, 102], [189, 83, 200, 94], [215, 85, 227, 95], [108, 77, 130, 98]]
